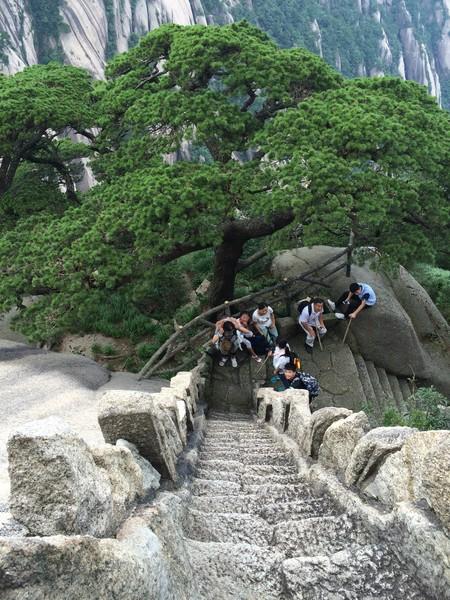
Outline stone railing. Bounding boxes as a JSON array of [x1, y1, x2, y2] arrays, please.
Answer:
[[1, 368, 206, 599], [256, 387, 450, 599], [6, 367, 204, 539]]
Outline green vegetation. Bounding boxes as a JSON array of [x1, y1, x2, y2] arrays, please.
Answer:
[[0, 23, 449, 358], [28, 0, 66, 63], [383, 387, 450, 430], [412, 264, 450, 322], [104, 0, 118, 59], [91, 342, 118, 356], [0, 64, 94, 208], [259, 77, 450, 270], [232, 0, 385, 77]]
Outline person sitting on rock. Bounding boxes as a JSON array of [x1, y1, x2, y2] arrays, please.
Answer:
[[327, 282, 376, 320], [276, 363, 320, 402], [298, 297, 327, 354], [273, 338, 294, 374], [211, 320, 240, 367], [252, 302, 278, 343], [215, 311, 262, 363]]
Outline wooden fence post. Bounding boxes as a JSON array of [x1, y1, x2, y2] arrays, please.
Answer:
[[346, 230, 355, 278]]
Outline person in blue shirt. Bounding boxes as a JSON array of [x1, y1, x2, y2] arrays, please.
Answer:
[[327, 282, 376, 320]]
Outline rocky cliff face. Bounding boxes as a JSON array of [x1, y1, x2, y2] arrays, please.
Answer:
[[0, 0, 449, 107]]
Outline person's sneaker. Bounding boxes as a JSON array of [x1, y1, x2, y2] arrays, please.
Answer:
[[231, 356, 238, 368], [304, 342, 313, 354], [219, 357, 227, 366], [335, 312, 346, 320], [326, 299, 336, 311], [252, 355, 262, 363]]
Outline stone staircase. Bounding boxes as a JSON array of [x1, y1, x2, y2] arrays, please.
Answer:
[[353, 355, 412, 420], [183, 411, 430, 600], [288, 332, 414, 421]]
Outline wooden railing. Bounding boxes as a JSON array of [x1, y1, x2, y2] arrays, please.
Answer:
[[138, 243, 353, 379]]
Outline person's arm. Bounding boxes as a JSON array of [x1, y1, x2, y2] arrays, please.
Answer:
[[300, 309, 316, 336], [211, 329, 221, 344], [215, 318, 225, 334], [235, 321, 251, 335], [252, 312, 264, 335], [273, 355, 280, 374], [270, 307, 276, 328], [349, 299, 367, 319], [277, 374, 289, 390], [274, 355, 288, 374], [319, 313, 325, 328]]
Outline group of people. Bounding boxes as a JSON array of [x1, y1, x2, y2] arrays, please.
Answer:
[[210, 304, 320, 400], [298, 282, 377, 352], [211, 303, 278, 368], [209, 281, 376, 401]]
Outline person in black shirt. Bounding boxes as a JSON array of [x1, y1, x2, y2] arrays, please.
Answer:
[[278, 363, 308, 391], [277, 363, 320, 403]]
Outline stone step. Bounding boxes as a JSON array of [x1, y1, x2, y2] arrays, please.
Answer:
[[273, 514, 368, 558], [377, 367, 396, 410], [184, 508, 272, 545], [201, 438, 280, 448], [198, 450, 291, 465], [195, 459, 298, 476], [189, 495, 331, 523], [196, 463, 298, 481], [387, 374, 407, 414], [194, 468, 241, 483], [202, 434, 274, 445], [242, 483, 308, 499], [192, 471, 301, 491], [243, 472, 301, 486], [354, 354, 378, 415], [186, 540, 284, 600], [204, 431, 274, 444], [199, 444, 286, 456], [191, 479, 242, 496], [260, 498, 335, 525], [208, 412, 253, 421], [205, 422, 261, 431], [195, 459, 243, 473], [365, 361, 386, 418], [282, 544, 429, 600], [189, 494, 262, 515], [399, 379, 413, 404]]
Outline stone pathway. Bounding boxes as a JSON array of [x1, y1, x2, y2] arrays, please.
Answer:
[[184, 411, 431, 600]]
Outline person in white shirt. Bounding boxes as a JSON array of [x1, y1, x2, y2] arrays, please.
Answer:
[[215, 311, 262, 362], [272, 339, 293, 374], [327, 282, 376, 320], [298, 297, 326, 354], [252, 302, 278, 343]]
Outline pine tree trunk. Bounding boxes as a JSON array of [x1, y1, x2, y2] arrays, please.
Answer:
[[208, 211, 295, 307], [209, 238, 245, 308]]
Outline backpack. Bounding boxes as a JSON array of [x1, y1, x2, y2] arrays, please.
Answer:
[[297, 297, 313, 316], [275, 342, 301, 370], [219, 338, 233, 355], [290, 350, 301, 370], [298, 371, 320, 398]]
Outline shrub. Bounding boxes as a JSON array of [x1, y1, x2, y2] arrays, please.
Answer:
[[412, 263, 450, 322], [382, 386, 449, 431], [136, 342, 160, 362], [174, 303, 200, 325], [382, 408, 406, 427]]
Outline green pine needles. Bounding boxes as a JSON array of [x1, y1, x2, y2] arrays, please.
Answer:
[[0, 23, 449, 350]]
